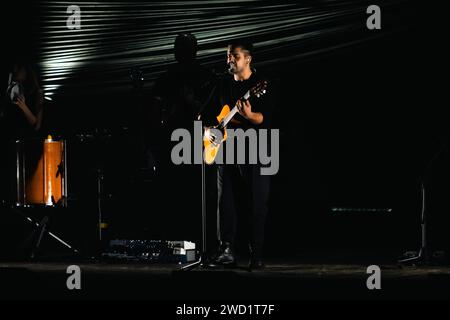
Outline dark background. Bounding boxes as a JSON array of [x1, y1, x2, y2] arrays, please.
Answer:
[[1, 0, 446, 261]]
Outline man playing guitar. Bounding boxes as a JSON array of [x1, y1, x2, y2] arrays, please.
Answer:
[[205, 40, 273, 269]]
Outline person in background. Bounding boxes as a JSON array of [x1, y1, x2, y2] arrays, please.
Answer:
[[4, 62, 44, 139]]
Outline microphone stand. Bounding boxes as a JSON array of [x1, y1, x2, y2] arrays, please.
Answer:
[[181, 122, 208, 271]]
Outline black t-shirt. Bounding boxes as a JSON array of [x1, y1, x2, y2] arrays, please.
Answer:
[[204, 72, 273, 129]]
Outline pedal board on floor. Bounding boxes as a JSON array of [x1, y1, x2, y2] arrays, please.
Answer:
[[101, 239, 196, 263]]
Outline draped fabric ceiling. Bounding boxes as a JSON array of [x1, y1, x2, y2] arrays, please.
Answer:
[[37, 0, 411, 98]]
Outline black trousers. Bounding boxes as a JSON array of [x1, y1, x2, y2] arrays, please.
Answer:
[[217, 164, 270, 257]]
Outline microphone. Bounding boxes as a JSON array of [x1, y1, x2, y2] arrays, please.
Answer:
[[213, 68, 232, 78]]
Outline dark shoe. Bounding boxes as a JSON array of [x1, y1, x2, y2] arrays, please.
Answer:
[[208, 242, 236, 268], [248, 244, 265, 270], [248, 258, 265, 270]]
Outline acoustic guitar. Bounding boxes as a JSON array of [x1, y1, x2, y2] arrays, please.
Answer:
[[203, 80, 268, 164]]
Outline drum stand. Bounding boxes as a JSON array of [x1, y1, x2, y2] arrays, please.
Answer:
[[96, 167, 108, 244]]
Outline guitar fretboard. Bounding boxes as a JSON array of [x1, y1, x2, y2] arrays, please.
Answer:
[[221, 90, 251, 127]]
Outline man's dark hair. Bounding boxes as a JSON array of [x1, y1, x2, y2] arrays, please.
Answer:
[[228, 40, 254, 57]]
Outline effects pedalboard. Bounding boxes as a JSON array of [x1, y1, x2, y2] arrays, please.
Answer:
[[101, 239, 196, 263]]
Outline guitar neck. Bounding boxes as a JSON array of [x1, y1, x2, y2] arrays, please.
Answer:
[[221, 106, 238, 127], [221, 90, 251, 127]]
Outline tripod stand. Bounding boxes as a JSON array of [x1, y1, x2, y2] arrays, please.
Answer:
[[4, 203, 79, 260], [398, 182, 428, 265], [399, 133, 450, 266]]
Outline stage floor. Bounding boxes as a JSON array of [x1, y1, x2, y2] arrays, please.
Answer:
[[1, 259, 450, 299]]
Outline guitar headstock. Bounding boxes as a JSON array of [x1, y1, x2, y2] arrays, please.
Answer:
[[250, 80, 268, 98]]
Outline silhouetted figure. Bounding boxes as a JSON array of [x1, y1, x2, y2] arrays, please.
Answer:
[[151, 33, 212, 131], [148, 33, 213, 240]]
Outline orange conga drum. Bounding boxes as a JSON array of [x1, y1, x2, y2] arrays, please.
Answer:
[[15, 136, 67, 207]]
